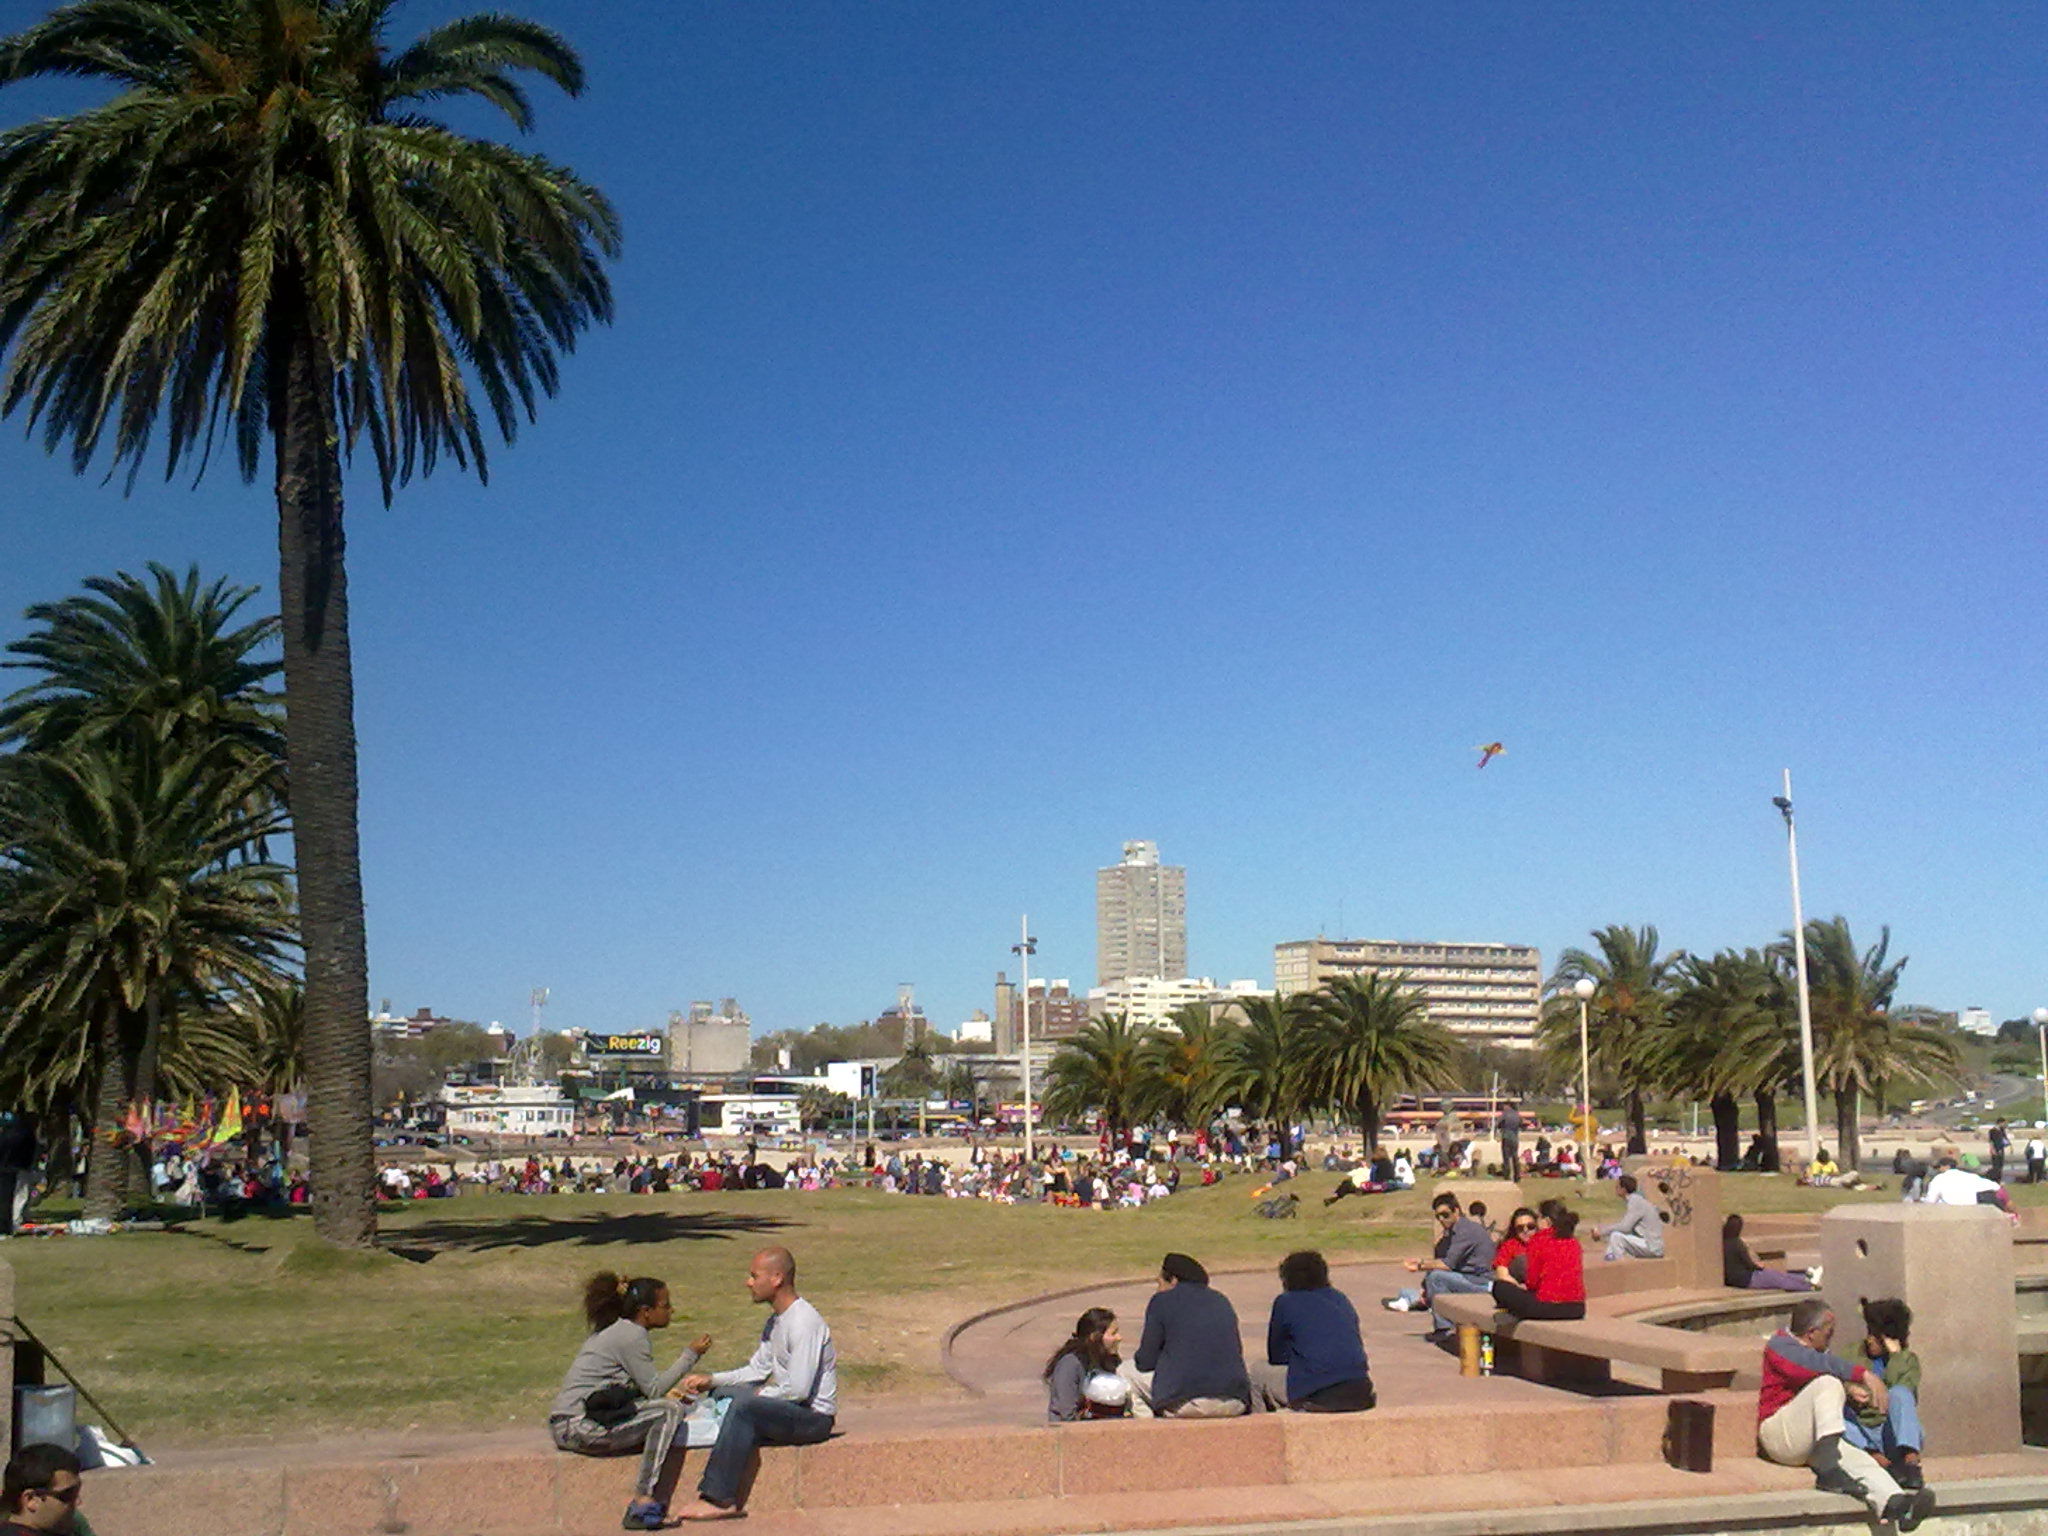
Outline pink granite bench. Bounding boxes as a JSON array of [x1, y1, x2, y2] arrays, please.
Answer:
[[77, 1394, 1747, 1536]]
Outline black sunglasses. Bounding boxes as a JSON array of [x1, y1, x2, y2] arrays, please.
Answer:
[[32, 1485, 81, 1506]]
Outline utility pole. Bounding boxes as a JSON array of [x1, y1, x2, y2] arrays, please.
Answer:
[[1775, 772, 1822, 1163], [1013, 919, 1038, 1164]]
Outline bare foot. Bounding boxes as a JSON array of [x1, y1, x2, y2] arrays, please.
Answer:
[[674, 1500, 745, 1522]]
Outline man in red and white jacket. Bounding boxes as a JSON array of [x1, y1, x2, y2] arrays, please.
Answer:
[[1758, 1299, 1934, 1530]]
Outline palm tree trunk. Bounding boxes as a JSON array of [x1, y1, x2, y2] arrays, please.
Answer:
[[1710, 1091, 1741, 1169], [272, 299, 376, 1249], [1357, 1091, 1381, 1153], [83, 1012, 138, 1219], [1836, 1082, 1861, 1172], [1755, 1089, 1780, 1172], [1625, 1087, 1647, 1156]]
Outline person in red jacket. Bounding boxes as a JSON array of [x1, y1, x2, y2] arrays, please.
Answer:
[[1758, 1299, 1934, 1531], [1490, 1199, 1586, 1320]]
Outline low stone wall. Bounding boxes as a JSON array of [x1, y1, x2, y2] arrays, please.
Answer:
[[80, 1393, 1751, 1536]]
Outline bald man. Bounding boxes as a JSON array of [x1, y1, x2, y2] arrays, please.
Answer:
[[674, 1247, 837, 1521]]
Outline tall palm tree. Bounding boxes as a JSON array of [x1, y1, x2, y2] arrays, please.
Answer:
[[1044, 1012, 1151, 1142], [1294, 973, 1456, 1151], [0, 0, 620, 1246], [1218, 993, 1308, 1154], [1778, 917, 1959, 1170], [0, 737, 294, 1214], [1542, 925, 1680, 1155], [1136, 1004, 1237, 1128]]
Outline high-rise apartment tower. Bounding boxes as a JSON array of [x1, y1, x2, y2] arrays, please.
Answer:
[[1095, 840, 1187, 986]]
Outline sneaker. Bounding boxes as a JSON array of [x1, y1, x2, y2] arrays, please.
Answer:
[[1381, 1296, 1412, 1312], [1814, 1469, 1862, 1497], [1807, 1265, 1824, 1287], [1895, 1460, 1925, 1491], [622, 1499, 668, 1530], [1883, 1488, 1936, 1532]]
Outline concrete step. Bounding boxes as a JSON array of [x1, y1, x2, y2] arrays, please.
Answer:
[[76, 1446, 2048, 1536], [70, 1391, 1968, 1536]]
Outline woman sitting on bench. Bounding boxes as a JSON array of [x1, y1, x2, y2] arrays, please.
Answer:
[[1491, 1199, 1586, 1321]]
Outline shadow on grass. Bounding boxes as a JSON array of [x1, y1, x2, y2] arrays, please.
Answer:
[[383, 1208, 797, 1261]]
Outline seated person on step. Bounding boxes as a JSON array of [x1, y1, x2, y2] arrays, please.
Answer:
[[1757, 1299, 1934, 1532], [1125, 1252, 1252, 1418], [1593, 1174, 1665, 1262], [1844, 1298, 1924, 1491], [1722, 1213, 1816, 1293], [1490, 1199, 1587, 1321], [1381, 1192, 1495, 1340], [1252, 1249, 1375, 1413], [1044, 1307, 1132, 1421]]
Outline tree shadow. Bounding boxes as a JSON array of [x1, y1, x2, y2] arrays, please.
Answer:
[[383, 1208, 797, 1262]]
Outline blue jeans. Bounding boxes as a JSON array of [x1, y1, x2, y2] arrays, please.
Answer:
[[1400, 1270, 1494, 1330], [698, 1386, 834, 1508], [1842, 1385, 1922, 1459]]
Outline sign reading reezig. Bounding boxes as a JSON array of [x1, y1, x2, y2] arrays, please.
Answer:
[[589, 1032, 665, 1058]]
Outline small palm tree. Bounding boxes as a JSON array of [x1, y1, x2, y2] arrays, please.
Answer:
[[0, 738, 293, 1214], [1662, 951, 1774, 1168], [1044, 1012, 1151, 1141], [0, 564, 282, 775], [0, 0, 619, 1247], [1542, 925, 1680, 1154], [1217, 993, 1308, 1153], [1779, 917, 1959, 1169], [1294, 973, 1456, 1150], [1136, 1004, 1237, 1127]]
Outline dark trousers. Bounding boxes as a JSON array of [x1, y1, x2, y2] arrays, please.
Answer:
[[1992, 1149, 2006, 1182], [699, 1387, 833, 1508], [0, 1167, 15, 1233], [1491, 1280, 1586, 1321], [1501, 1138, 1519, 1178]]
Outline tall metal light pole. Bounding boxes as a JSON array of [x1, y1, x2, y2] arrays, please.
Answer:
[[1774, 772, 1822, 1162], [1013, 919, 1038, 1164], [1573, 977, 1596, 1188], [2032, 1008, 2048, 1128]]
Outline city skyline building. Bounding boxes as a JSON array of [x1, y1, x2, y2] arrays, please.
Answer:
[[1095, 839, 1187, 987], [1087, 975, 1270, 1032], [993, 971, 1091, 1049], [668, 997, 752, 1076], [1274, 937, 1543, 1048]]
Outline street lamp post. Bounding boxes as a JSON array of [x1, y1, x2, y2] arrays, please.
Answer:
[[1573, 977, 1596, 1188], [2033, 1008, 2048, 1128], [1012, 918, 1038, 1165], [1774, 772, 1823, 1164]]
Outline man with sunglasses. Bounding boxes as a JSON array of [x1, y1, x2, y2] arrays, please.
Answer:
[[1381, 1192, 1495, 1341], [2, 1444, 82, 1535]]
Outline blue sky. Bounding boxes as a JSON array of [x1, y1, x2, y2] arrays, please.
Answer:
[[4, 3, 2046, 1036]]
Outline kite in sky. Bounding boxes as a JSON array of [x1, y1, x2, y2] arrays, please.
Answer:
[[1475, 742, 1505, 769]]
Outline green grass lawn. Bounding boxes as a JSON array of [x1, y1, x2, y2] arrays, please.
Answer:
[[7, 1168, 2039, 1448]]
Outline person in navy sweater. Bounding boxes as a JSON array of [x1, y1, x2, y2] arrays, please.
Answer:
[[1757, 1299, 1934, 1531], [1129, 1253, 1252, 1418], [1252, 1250, 1375, 1412]]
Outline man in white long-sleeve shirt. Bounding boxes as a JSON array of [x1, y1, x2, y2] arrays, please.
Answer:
[[675, 1246, 837, 1520]]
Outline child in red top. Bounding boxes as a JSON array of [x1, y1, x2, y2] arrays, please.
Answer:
[[1492, 1199, 1587, 1320]]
